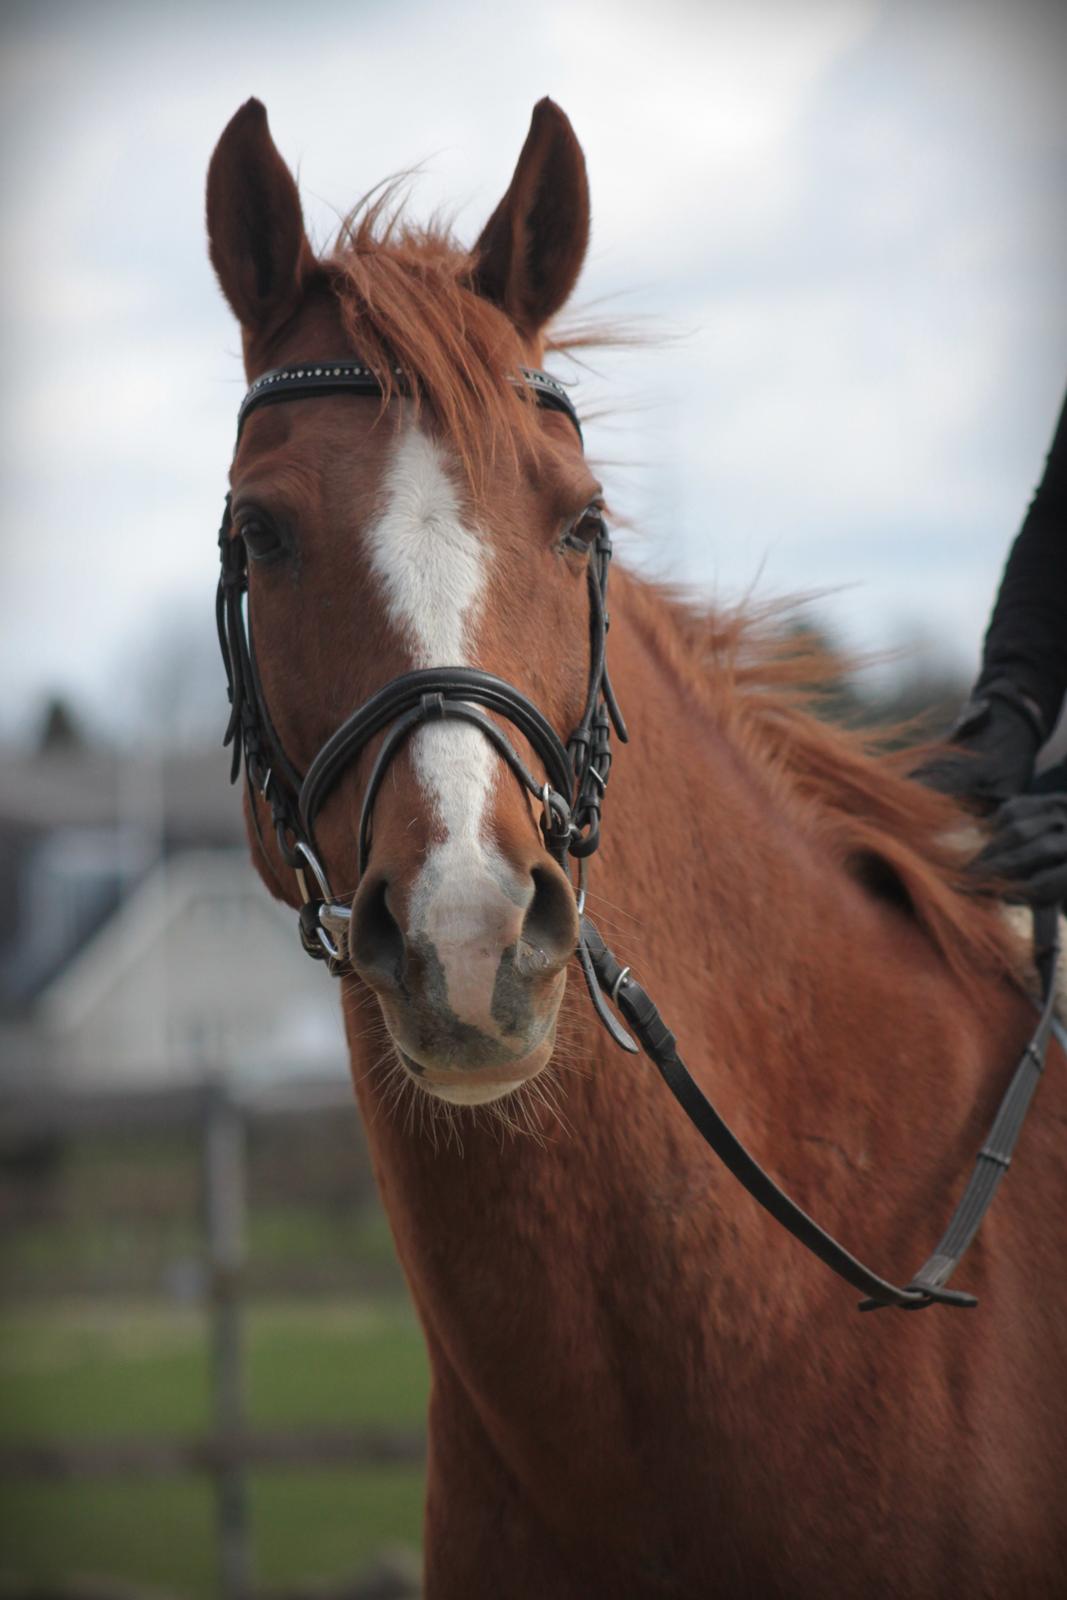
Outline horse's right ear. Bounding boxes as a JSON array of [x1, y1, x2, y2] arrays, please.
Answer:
[[206, 99, 313, 339]]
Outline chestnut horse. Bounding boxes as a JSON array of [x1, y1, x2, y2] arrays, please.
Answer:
[[207, 99, 1066, 1597]]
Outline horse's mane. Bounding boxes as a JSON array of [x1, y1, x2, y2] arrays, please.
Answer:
[[322, 189, 597, 489], [644, 589, 1018, 993], [322, 202, 1015, 993]]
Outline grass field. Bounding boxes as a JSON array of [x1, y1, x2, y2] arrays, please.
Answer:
[[0, 1297, 430, 1597], [1, 1196, 407, 1298]]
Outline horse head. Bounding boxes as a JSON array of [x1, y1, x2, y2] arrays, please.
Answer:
[[207, 99, 605, 1105]]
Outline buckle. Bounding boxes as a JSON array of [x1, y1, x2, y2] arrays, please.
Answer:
[[292, 841, 351, 964], [539, 785, 573, 855]]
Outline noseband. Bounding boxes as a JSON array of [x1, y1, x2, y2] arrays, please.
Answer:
[[216, 354, 1060, 1314]]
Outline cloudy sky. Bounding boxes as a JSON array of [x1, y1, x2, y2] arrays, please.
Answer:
[[1, 0, 1064, 742]]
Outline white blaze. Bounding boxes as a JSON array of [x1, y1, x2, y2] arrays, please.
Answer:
[[366, 426, 485, 668], [365, 425, 523, 1037]]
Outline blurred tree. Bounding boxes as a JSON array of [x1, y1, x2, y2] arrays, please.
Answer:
[[778, 614, 971, 747], [36, 694, 88, 753], [777, 616, 868, 728], [865, 668, 970, 744], [109, 600, 224, 748]]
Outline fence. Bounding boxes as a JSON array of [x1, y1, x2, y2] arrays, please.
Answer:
[[0, 1077, 425, 1600]]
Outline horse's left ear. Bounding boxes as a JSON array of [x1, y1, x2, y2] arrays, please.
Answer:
[[469, 98, 590, 339], [206, 98, 315, 342]]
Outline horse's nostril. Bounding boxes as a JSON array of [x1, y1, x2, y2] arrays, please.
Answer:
[[350, 876, 406, 984], [520, 865, 580, 973], [350, 861, 577, 990]]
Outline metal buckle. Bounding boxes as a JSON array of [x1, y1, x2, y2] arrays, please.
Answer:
[[317, 904, 353, 964], [609, 964, 631, 1005], [293, 839, 331, 904], [539, 784, 572, 849], [292, 841, 350, 963]]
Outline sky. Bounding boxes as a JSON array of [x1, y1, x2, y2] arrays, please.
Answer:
[[1, 0, 1064, 743]]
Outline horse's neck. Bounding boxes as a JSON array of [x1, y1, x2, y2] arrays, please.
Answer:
[[343, 571, 1017, 1429]]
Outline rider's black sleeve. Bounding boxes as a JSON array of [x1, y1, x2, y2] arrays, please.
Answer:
[[976, 387, 1067, 736]]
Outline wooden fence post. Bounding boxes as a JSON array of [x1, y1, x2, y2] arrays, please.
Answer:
[[203, 1079, 252, 1600]]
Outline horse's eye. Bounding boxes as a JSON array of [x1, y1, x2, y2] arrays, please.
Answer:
[[563, 503, 606, 552], [238, 516, 286, 564]]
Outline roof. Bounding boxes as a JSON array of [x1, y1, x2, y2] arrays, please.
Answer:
[[0, 744, 245, 844], [33, 850, 350, 1087]]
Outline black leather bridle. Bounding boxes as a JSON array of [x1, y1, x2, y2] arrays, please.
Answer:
[[217, 359, 633, 1046], [217, 356, 1060, 1312]]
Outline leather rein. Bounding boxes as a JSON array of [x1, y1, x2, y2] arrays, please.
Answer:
[[218, 357, 1061, 1313]]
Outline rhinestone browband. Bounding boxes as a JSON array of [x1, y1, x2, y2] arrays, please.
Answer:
[[235, 359, 582, 444]]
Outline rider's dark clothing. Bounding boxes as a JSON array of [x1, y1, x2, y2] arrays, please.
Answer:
[[977, 389, 1067, 739], [918, 384, 1067, 905]]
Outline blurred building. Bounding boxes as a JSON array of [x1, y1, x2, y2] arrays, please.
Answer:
[[0, 711, 347, 1092]]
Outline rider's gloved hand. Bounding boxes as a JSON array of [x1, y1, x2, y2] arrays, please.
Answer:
[[972, 789, 1067, 905], [913, 677, 1067, 905], [915, 678, 1047, 811]]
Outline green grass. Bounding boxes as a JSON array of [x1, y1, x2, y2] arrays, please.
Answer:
[[0, 1299, 430, 1597], [1, 1202, 405, 1295], [246, 1302, 428, 1429], [0, 1472, 426, 1597], [0, 1304, 213, 1439], [0, 1301, 428, 1440], [253, 1470, 425, 1585], [0, 1478, 218, 1598]]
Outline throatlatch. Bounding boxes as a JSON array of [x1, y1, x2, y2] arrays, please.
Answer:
[[218, 354, 1061, 1314]]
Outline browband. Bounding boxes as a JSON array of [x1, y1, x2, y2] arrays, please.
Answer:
[[236, 359, 583, 445]]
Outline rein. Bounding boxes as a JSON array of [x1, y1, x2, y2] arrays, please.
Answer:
[[218, 356, 1061, 1312]]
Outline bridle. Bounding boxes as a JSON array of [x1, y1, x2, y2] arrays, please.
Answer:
[[217, 355, 1060, 1313], [217, 358, 633, 1045]]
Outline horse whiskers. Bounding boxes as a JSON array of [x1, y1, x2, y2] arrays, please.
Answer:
[[339, 993, 386, 1035], [524, 1066, 572, 1139], [345, 1016, 392, 1047], [578, 914, 637, 950], [379, 1066, 467, 1155], [346, 1009, 566, 1150], [427, 1095, 465, 1156], [484, 1091, 538, 1149], [473, 1066, 575, 1149], [547, 1041, 594, 1079], [343, 986, 594, 1144], [372, 1060, 577, 1151], [583, 887, 643, 926], [364, 1049, 415, 1131], [382, 1074, 417, 1137], [356, 1045, 402, 1091]]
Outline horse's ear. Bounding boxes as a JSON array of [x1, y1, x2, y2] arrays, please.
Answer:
[[206, 99, 314, 338], [469, 98, 590, 339]]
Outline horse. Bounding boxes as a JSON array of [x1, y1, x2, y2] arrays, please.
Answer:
[[206, 97, 1067, 1598]]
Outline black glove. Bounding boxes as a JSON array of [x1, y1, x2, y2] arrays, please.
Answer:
[[916, 679, 1046, 811], [973, 790, 1067, 905]]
